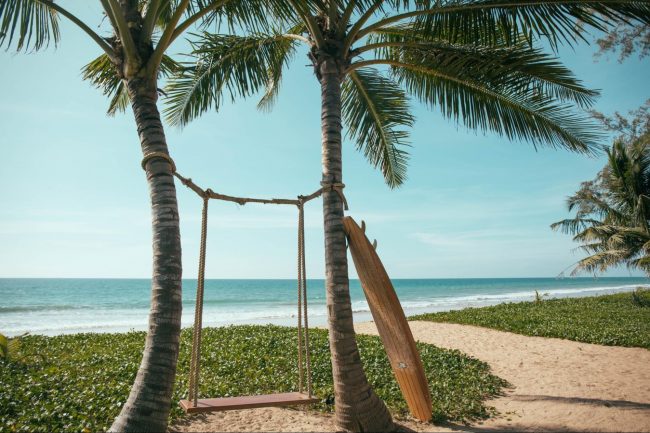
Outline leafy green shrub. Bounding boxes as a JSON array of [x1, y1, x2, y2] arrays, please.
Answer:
[[412, 289, 650, 348], [0, 326, 506, 432], [631, 288, 650, 307]]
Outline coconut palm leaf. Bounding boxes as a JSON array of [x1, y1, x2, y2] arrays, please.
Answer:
[[628, 254, 650, 272], [572, 249, 626, 274], [352, 27, 605, 152], [343, 69, 413, 187], [388, 60, 600, 152], [257, 23, 306, 111], [550, 217, 604, 234], [0, 0, 60, 51], [367, 27, 599, 108], [164, 32, 299, 126], [378, 0, 650, 50], [187, 0, 296, 32], [82, 53, 181, 115]]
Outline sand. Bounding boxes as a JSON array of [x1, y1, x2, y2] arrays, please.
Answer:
[[171, 321, 650, 432]]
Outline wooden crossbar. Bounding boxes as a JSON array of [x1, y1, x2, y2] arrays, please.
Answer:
[[179, 392, 319, 414]]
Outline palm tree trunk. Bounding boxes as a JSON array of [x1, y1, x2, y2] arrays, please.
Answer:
[[319, 58, 394, 433], [110, 77, 183, 432]]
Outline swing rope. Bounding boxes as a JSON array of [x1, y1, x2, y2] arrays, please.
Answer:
[[296, 200, 314, 397], [188, 197, 209, 407], [298, 201, 313, 396], [297, 202, 304, 394]]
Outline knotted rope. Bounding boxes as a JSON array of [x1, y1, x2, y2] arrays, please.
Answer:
[[298, 200, 313, 397], [296, 200, 314, 397], [187, 197, 209, 406], [320, 181, 348, 210], [297, 203, 304, 394], [141, 152, 176, 173]]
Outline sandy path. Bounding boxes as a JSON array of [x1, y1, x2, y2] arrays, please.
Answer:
[[172, 321, 650, 432]]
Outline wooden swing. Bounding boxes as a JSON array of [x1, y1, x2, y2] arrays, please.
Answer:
[[154, 152, 346, 414]]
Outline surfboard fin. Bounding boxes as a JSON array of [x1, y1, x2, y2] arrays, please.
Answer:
[[361, 220, 366, 233], [372, 239, 378, 250]]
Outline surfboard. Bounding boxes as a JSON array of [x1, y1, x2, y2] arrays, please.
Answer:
[[343, 216, 432, 422]]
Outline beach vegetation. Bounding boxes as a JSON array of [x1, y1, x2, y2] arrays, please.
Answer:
[[164, 1, 650, 430], [534, 290, 549, 303], [551, 102, 650, 275], [411, 289, 650, 348], [631, 287, 650, 307], [0, 325, 506, 433]]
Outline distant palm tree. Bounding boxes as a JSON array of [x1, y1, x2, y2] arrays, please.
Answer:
[[165, 1, 650, 430], [552, 121, 650, 275], [0, 1, 284, 431]]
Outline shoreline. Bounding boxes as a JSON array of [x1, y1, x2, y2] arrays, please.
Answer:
[[4, 284, 645, 337]]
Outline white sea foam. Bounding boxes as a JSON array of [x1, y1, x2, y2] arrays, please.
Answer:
[[2, 281, 646, 336], [349, 284, 647, 315]]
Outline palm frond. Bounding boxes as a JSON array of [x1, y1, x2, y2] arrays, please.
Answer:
[[82, 52, 181, 116], [0, 0, 60, 51], [82, 53, 125, 116], [573, 224, 619, 242], [187, 0, 297, 32], [573, 241, 607, 254], [550, 217, 602, 235], [570, 249, 628, 275], [366, 27, 599, 108], [152, 0, 181, 26], [342, 68, 414, 187], [388, 59, 602, 153], [628, 255, 650, 273], [257, 24, 305, 112], [164, 32, 299, 126], [408, 0, 650, 50]]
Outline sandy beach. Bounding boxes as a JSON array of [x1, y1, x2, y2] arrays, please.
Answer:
[[172, 320, 650, 432]]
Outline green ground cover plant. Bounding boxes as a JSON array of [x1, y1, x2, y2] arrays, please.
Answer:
[[1, 325, 506, 432], [412, 289, 650, 348]]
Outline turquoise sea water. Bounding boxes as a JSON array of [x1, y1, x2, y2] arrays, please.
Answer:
[[1, 277, 647, 336]]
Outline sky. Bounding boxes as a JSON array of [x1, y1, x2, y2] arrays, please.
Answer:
[[0, 2, 649, 279]]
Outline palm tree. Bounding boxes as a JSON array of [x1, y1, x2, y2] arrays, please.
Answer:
[[551, 114, 650, 275], [165, 1, 650, 430], [0, 1, 285, 431]]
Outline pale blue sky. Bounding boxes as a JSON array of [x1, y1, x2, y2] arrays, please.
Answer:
[[0, 2, 648, 278]]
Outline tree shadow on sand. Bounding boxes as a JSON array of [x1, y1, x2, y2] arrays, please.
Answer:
[[511, 394, 650, 410]]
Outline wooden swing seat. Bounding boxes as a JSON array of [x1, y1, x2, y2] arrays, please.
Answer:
[[179, 392, 319, 414]]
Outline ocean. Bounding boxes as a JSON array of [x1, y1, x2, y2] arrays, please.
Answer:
[[1, 277, 647, 336]]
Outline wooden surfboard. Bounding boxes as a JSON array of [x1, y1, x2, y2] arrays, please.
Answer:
[[343, 216, 432, 422]]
